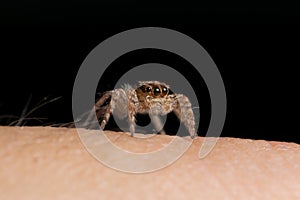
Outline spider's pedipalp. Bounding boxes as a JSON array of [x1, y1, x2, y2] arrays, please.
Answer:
[[149, 114, 166, 135]]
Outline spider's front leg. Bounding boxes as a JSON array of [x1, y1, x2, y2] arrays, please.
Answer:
[[149, 104, 166, 135], [173, 94, 196, 139]]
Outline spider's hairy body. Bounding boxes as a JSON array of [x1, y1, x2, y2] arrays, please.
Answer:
[[94, 81, 196, 138]]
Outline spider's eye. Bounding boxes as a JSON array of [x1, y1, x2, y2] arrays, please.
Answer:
[[162, 87, 168, 94], [153, 87, 160, 96], [145, 87, 152, 92]]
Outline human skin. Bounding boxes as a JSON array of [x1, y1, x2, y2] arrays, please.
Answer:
[[0, 126, 299, 199]]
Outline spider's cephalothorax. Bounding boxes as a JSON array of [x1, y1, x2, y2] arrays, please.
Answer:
[[93, 81, 196, 138]]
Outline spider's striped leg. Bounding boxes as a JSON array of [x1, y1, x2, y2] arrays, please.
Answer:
[[95, 91, 112, 108], [84, 91, 112, 129], [99, 104, 112, 130]]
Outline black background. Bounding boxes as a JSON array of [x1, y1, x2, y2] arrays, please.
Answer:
[[0, 1, 299, 143]]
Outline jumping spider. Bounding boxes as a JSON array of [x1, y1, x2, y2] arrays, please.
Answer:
[[90, 81, 196, 138]]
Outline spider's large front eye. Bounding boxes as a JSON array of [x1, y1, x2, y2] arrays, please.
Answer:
[[153, 87, 160, 96]]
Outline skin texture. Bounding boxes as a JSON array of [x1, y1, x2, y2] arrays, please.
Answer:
[[0, 126, 300, 199]]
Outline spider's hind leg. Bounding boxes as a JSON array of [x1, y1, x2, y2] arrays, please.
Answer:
[[99, 103, 112, 130], [97, 90, 126, 131], [91, 91, 113, 130], [101, 88, 131, 133], [84, 91, 112, 129]]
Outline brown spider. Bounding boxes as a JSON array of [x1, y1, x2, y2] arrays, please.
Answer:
[[91, 81, 196, 138]]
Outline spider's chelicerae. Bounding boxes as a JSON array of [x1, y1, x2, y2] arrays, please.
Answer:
[[92, 81, 196, 139]]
